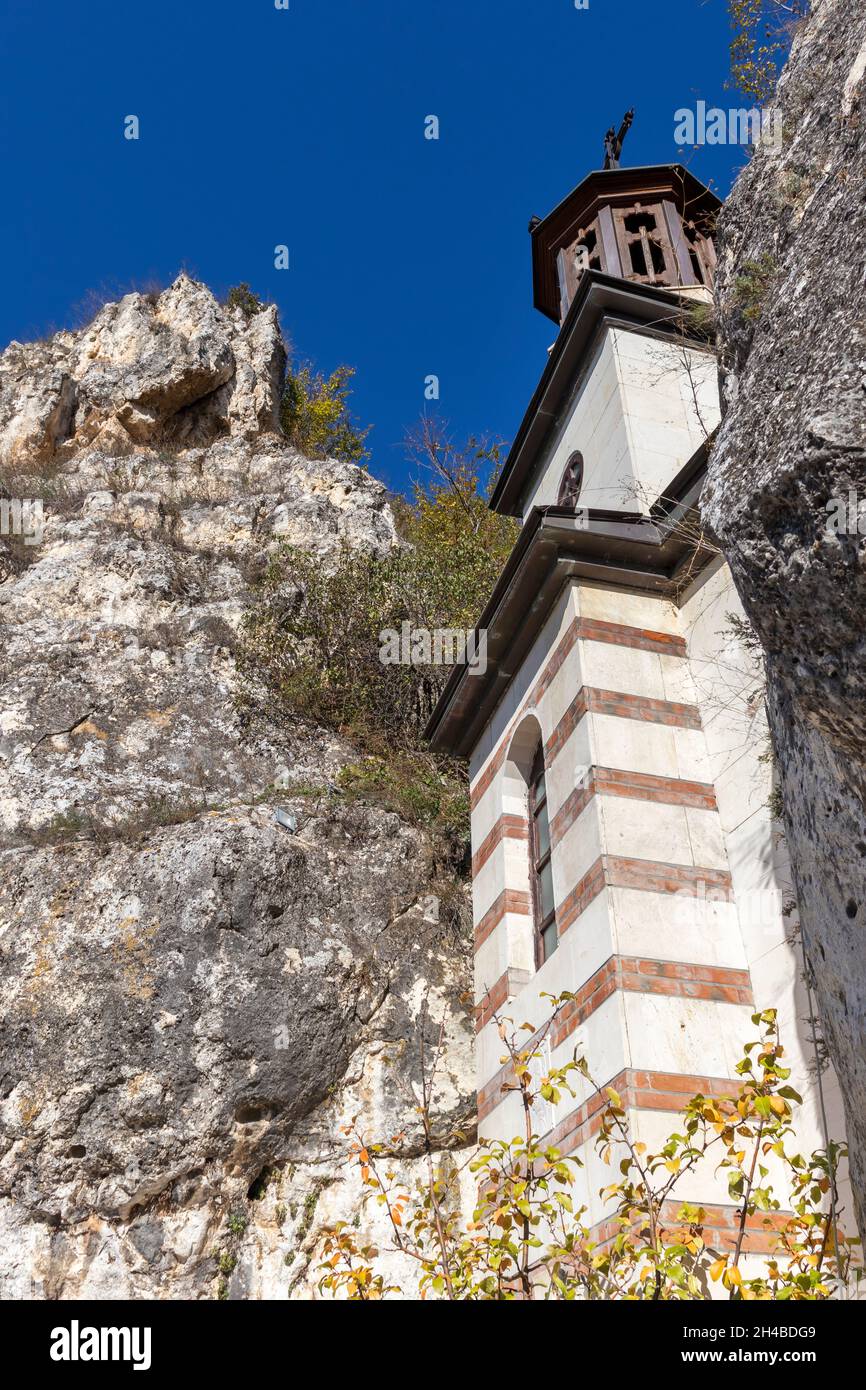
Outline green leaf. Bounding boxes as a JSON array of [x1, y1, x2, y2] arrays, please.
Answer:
[[728, 1172, 745, 1199], [777, 1086, 803, 1104]]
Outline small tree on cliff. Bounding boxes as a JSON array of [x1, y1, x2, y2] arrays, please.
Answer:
[[726, 0, 809, 103], [280, 363, 371, 466], [235, 419, 517, 860]]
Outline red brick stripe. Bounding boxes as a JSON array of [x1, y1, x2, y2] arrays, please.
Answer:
[[471, 814, 528, 877], [540, 1069, 737, 1157], [620, 957, 752, 1003], [549, 784, 594, 847], [557, 857, 608, 933], [475, 973, 509, 1033], [544, 688, 590, 763], [557, 856, 733, 936], [549, 768, 717, 848], [576, 616, 688, 657], [545, 687, 702, 765], [469, 744, 508, 813], [532, 617, 582, 702], [474, 889, 531, 952], [477, 958, 753, 1118], [550, 956, 752, 1046], [586, 687, 702, 729], [475, 968, 532, 1032], [551, 958, 620, 1039], [594, 766, 716, 809], [470, 614, 690, 811], [603, 856, 732, 897]]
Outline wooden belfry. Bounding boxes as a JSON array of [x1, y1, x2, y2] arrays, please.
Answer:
[[529, 137, 719, 322]]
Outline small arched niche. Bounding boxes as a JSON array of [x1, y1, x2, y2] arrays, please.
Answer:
[[502, 713, 542, 817]]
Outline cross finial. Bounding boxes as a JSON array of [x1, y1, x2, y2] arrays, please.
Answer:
[[603, 109, 635, 169]]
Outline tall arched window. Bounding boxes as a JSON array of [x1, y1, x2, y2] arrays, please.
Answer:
[[557, 451, 584, 508], [529, 746, 557, 965]]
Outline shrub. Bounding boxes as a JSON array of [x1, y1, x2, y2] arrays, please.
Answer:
[[732, 254, 777, 322], [226, 1209, 248, 1237], [685, 300, 717, 339], [338, 754, 470, 857], [319, 1006, 859, 1300], [235, 423, 518, 864], [225, 282, 267, 319], [280, 363, 371, 465]]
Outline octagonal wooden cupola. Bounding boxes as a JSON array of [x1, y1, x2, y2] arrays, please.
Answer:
[[530, 164, 721, 324]]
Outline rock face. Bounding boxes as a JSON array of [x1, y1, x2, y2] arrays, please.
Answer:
[[0, 275, 286, 460], [705, 0, 866, 1239], [0, 278, 474, 1299]]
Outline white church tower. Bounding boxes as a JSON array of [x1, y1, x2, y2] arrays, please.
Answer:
[[426, 150, 847, 1253]]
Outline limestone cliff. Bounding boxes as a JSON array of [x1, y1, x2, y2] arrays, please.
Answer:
[[0, 276, 474, 1299], [705, 0, 866, 1239]]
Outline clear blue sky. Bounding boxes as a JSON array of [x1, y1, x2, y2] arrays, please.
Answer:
[[0, 0, 753, 494]]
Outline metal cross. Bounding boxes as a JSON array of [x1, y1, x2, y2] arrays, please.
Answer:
[[603, 109, 635, 169]]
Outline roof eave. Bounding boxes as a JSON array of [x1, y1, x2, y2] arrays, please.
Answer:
[[425, 482, 716, 759]]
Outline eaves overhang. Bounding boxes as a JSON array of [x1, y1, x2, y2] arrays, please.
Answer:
[[489, 271, 714, 518], [425, 441, 715, 760]]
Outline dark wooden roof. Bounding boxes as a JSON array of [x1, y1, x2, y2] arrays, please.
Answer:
[[531, 164, 721, 323]]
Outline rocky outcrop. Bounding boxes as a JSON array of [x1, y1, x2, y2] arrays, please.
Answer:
[[0, 275, 286, 461], [0, 437, 396, 834], [0, 806, 472, 1300], [705, 0, 866, 1238], [0, 278, 473, 1299]]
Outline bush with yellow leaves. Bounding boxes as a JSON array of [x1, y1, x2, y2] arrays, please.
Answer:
[[318, 1004, 859, 1300]]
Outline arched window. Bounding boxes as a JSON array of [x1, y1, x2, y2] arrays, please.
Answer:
[[557, 451, 584, 508], [529, 746, 557, 964]]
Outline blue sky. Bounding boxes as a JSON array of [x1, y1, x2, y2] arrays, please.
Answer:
[[0, 0, 754, 493]]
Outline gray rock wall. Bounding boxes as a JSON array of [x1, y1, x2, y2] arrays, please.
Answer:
[[705, 0, 866, 1239]]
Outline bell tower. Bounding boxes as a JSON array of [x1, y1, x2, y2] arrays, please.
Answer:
[[528, 119, 718, 326], [426, 135, 846, 1259], [489, 146, 723, 521], [532, 160, 719, 326]]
